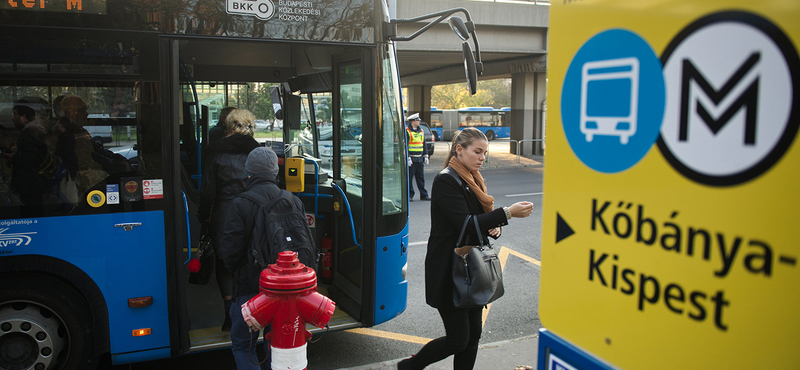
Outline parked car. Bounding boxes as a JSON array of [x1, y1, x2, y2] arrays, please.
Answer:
[[84, 125, 113, 145], [254, 119, 269, 131], [110, 143, 139, 170], [420, 122, 435, 156], [297, 125, 361, 158]]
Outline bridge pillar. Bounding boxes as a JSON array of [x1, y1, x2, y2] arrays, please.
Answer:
[[405, 85, 432, 122], [510, 72, 546, 156]]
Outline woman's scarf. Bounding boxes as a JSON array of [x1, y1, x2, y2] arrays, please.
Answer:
[[448, 157, 494, 213]]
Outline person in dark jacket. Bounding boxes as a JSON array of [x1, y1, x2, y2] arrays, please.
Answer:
[[8, 105, 49, 216], [220, 146, 305, 370], [399, 128, 534, 370], [208, 106, 236, 144], [198, 108, 260, 332]]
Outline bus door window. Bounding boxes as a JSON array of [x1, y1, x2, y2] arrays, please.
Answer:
[[379, 45, 406, 216], [334, 60, 364, 290]]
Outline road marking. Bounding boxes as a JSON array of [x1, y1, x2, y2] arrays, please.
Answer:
[[408, 241, 427, 246], [345, 328, 431, 344], [346, 247, 541, 342], [505, 192, 543, 197], [482, 247, 541, 326]]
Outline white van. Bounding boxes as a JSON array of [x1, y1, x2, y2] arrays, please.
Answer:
[[86, 114, 113, 144]]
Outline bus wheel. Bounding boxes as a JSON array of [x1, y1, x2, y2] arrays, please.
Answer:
[[486, 130, 495, 141], [0, 276, 96, 370]]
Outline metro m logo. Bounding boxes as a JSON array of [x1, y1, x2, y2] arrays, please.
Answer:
[[658, 12, 800, 186], [679, 53, 759, 146]]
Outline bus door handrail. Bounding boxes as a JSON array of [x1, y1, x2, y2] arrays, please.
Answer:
[[331, 183, 363, 250], [180, 56, 202, 188], [298, 158, 326, 220], [181, 191, 192, 264]]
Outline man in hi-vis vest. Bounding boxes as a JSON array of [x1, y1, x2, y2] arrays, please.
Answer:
[[406, 113, 430, 201]]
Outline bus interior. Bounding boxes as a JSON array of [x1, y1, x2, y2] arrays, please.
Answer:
[[176, 37, 386, 351]]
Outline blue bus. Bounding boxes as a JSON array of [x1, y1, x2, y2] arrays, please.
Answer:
[[0, 0, 481, 368], [430, 107, 510, 141]]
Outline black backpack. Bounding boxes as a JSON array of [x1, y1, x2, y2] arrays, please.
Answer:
[[240, 189, 319, 271]]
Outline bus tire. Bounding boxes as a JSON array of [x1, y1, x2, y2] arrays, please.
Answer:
[[486, 130, 495, 141], [0, 274, 97, 370]]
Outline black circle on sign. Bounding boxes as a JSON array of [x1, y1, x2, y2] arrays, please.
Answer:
[[657, 11, 800, 187]]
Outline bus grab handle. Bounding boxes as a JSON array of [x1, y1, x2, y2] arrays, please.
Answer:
[[181, 191, 192, 264], [331, 183, 363, 250]]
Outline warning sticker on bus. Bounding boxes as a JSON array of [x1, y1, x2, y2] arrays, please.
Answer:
[[143, 179, 164, 200]]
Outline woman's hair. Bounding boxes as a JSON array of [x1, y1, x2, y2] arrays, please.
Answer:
[[442, 127, 488, 168], [226, 108, 255, 136], [216, 106, 237, 131]]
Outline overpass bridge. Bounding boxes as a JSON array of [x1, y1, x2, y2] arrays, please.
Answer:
[[390, 0, 549, 155]]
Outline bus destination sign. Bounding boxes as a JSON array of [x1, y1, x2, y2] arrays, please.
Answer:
[[2, 0, 107, 14]]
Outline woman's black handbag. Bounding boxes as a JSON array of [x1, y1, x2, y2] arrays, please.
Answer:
[[188, 230, 215, 285], [452, 215, 504, 308]]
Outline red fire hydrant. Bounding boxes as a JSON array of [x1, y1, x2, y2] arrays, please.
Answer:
[[241, 251, 336, 370]]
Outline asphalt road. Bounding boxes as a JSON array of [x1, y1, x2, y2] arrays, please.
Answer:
[[107, 163, 544, 370]]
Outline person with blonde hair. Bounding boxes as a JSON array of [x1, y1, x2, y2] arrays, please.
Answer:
[[226, 108, 256, 137], [399, 127, 534, 370], [198, 108, 260, 332]]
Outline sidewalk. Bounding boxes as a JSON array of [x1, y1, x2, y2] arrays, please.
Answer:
[[339, 335, 539, 370], [426, 141, 544, 172]]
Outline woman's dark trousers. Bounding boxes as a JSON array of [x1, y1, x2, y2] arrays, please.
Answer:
[[405, 306, 483, 369]]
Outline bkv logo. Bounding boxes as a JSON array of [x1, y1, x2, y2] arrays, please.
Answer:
[[658, 11, 800, 186], [227, 0, 275, 20], [0, 228, 36, 248]]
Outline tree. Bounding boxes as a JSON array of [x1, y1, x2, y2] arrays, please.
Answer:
[[431, 78, 511, 109]]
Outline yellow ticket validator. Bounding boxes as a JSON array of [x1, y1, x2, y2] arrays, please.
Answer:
[[285, 157, 305, 193]]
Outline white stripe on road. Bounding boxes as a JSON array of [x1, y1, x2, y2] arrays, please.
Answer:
[[505, 192, 542, 197], [408, 241, 427, 246]]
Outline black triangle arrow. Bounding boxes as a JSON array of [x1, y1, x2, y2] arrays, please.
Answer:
[[556, 213, 575, 244]]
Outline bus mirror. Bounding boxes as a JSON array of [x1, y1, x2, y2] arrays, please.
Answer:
[[285, 93, 301, 130], [270, 86, 283, 120], [462, 42, 478, 95], [448, 17, 470, 41]]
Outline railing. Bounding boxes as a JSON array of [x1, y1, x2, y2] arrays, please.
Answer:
[[481, 0, 550, 4], [509, 139, 545, 163], [435, 140, 544, 165]]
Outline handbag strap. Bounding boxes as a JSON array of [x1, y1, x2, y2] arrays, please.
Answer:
[[456, 215, 487, 247], [456, 215, 472, 247], [471, 214, 487, 247]]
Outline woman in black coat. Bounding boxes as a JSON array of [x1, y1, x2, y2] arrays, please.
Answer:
[[197, 108, 260, 331], [399, 128, 534, 370]]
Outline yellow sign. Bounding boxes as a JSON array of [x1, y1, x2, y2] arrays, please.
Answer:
[[540, 1, 800, 369]]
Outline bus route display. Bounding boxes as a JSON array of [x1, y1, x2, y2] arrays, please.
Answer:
[[2, 0, 106, 14]]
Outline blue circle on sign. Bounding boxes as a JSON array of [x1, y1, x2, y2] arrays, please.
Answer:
[[561, 29, 666, 173]]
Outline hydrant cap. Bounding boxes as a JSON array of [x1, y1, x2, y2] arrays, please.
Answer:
[[259, 251, 317, 293]]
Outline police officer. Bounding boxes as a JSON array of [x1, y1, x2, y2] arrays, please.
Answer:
[[406, 113, 430, 201]]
